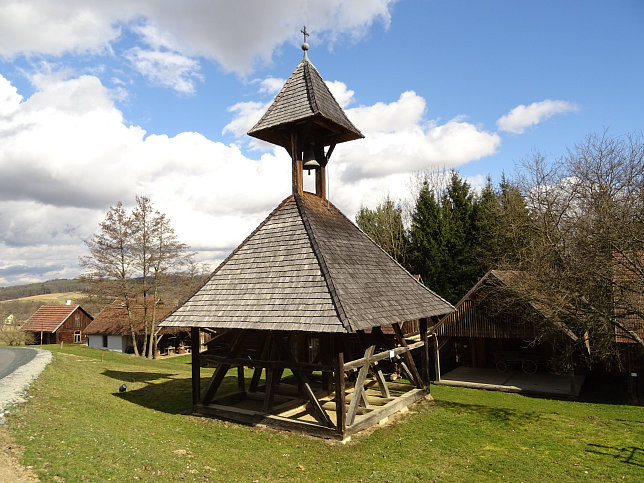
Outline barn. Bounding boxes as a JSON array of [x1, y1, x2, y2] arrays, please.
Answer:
[[433, 270, 585, 397], [21, 303, 94, 345]]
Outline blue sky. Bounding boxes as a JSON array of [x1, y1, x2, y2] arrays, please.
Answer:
[[0, 0, 642, 286]]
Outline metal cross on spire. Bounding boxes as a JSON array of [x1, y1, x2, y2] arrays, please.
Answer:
[[300, 26, 310, 59]]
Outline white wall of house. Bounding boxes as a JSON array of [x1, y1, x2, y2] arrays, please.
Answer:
[[88, 334, 129, 352]]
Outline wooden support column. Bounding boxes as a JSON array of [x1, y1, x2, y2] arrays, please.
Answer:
[[419, 318, 430, 388], [191, 327, 201, 405], [433, 335, 441, 382], [290, 133, 303, 195], [334, 336, 346, 435], [321, 334, 333, 392], [315, 165, 326, 199], [237, 365, 245, 392]]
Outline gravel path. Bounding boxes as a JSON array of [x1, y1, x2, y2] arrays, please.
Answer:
[[0, 347, 52, 424], [0, 347, 51, 482]]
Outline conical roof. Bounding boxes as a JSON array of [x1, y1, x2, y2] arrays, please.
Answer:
[[161, 192, 452, 333], [247, 57, 363, 149]]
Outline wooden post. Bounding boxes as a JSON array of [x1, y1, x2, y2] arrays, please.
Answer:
[[316, 165, 326, 199], [433, 335, 441, 382], [334, 336, 346, 436], [237, 365, 245, 392], [191, 327, 201, 405], [419, 318, 429, 388]]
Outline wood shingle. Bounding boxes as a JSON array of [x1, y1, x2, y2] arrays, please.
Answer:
[[247, 57, 363, 149], [161, 193, 452, 333]]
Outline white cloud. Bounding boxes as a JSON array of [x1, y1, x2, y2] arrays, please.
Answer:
[[497, 99, 579, 134], [326, 80, 355, 109], [258, 78, 285, 95], [0, 68, 500, 285], [124, 47, 202, 93], [338, 92, 500, 181], [0, 73, 292, 284], [0, 1, 395, 75]]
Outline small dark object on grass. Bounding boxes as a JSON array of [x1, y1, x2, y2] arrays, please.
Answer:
[[119, 384, 127, 393]]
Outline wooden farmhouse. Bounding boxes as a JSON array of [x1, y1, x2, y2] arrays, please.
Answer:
[[85, 299, 189, 355], [21, 304, 93, 344], [160, 37, 453, 439]]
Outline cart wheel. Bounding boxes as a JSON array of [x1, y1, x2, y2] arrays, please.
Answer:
[[495, 360, 507, 372], [522, 360, 538, 374]]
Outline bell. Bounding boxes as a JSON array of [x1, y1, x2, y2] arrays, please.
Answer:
[[302, 148, 320, 174]]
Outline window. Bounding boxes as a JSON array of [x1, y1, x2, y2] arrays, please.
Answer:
[[74, 331, 81, 343], [102, 335, 108, 348], [74, 314, 81, 328]]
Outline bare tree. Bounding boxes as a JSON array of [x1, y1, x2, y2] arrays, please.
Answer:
[[516, 131, 644, 360], [80, 202, 140, 355], [81, 197, 194, 357]]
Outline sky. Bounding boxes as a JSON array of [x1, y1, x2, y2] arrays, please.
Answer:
[[0, 0, 642, 286]]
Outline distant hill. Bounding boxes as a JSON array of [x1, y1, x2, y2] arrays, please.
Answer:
[[0, 279, 88, 302]]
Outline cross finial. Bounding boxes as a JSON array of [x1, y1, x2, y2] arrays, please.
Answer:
[[300, 26, 310, 59]]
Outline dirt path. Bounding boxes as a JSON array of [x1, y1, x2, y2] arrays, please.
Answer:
[[0, 427, 38, 482]]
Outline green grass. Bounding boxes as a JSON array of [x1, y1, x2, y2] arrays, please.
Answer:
[[6, 345, 644, 482]]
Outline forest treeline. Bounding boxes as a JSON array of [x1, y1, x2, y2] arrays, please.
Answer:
[[357, 131, 644, 359]]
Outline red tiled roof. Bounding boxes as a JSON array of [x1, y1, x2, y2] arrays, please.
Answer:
[[22, 305, 82, 333], [85, 299, 177, 336]]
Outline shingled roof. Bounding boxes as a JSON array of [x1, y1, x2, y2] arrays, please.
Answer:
[[85, 299, 178, 336], [21, 305, 91, 333], [161, 192, 452, 333], [247, 56, 363, 148]]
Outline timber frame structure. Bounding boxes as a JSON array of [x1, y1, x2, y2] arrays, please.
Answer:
[[188, 321, 437, 439], [161, 33, 453, 439]]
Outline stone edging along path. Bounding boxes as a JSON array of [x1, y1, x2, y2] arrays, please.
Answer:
[[0, 348, 52, 424]]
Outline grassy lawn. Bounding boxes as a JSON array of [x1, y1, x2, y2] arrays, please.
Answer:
[[5, 345, 643, 481]]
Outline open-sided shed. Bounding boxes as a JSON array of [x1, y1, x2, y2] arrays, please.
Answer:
[[160, 36, 453, 439]]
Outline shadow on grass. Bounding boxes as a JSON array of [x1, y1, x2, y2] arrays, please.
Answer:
[[106, 371, 240, 416], [586, 443, 644, 467], [102, 369, 178, 383], [434, 400, 542, 425]]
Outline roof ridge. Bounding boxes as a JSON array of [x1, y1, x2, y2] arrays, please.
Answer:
[[302, 61, 319, 114], [295, 194, 352, 332]]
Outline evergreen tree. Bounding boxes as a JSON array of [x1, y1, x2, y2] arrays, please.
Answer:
[[409, 181, 444, 293]]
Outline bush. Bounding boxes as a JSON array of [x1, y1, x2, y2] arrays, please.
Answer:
[[0, 329, 35, 346]]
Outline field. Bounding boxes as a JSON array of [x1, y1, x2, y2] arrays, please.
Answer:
[[0, 292, 87, 305], [5, 345, 644, 481]]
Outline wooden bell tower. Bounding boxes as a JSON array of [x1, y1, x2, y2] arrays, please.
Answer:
[[247, 26, 363, 200]]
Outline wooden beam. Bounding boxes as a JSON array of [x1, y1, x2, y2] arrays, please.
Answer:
[[343, 340, 424, 371], [249, 332, 272, 392], [433, 334, 441, 382], [346, 345, 375, 426], [191, 327, 201, 405], [373, 365, 391, 398], [237, 365, 245, 392], [202, 331, 245, 404], [419, 318, 430, 388], [392, 323, 423, 388], [344, 389, 427, 436], [334, 341, 346, 435]]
